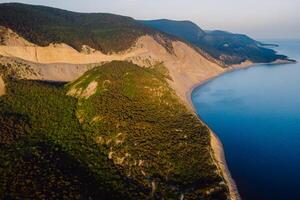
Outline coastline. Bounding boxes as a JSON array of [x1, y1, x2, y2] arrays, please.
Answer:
[[210, 129, 241, 200], [185, 58, 295, 200], [186, 58, 296, 110], [186, 73, 242, 200]]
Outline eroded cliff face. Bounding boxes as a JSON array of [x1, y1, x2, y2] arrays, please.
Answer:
[[0, 26, 224, 106]]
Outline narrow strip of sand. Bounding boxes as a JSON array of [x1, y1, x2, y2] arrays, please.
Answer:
[[186, 80, 241, 199], [0, 75, 5, 96], [210, 130, 241, 200], [186, 84, 241, 200]]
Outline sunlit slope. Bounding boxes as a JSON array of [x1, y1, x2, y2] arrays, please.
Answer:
[[0, 61, 228, 199], [67, 61, 228, 199]]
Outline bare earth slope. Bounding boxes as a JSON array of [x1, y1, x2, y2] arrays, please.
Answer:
[[0, 26, 224, 105]]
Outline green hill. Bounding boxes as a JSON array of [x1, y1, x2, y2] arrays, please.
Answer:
[[140, 19, 290, 65], [0, 61, 228, 199]]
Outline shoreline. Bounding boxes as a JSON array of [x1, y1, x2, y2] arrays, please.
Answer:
[[185, 58, 295, 200], [210, 129, 241, 200], [186, 58, 296, 110], [186, 73, 242, 200]]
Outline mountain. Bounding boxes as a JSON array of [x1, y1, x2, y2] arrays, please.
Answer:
[[140, 19, 290, 65], [0, 3, 174, 54], [0, 3, 233, 200]]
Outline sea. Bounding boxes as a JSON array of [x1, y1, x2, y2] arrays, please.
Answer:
[[192, 40, 300, 200]]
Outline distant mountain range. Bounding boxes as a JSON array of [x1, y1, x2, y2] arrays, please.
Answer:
[[141, 19, 289, 65]]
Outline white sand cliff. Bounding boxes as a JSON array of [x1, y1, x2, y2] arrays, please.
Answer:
[[0, 26, 239, 200]]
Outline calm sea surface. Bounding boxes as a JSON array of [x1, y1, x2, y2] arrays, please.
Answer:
[[192, 40, 300, 200]]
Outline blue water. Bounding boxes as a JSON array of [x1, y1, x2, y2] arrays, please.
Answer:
[[192, 40, 300, 200]]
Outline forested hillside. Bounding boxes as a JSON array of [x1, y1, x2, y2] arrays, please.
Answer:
[[0, 61, 228, 199]]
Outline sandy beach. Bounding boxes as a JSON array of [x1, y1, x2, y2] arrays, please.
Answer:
[[184, 61, 255, 200], [210, 130, 241, 200]]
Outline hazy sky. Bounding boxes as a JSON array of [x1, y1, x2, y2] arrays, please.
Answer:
[[1, 0, 300, 39]]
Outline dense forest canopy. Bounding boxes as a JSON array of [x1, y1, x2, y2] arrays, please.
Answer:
[[0, 61, 228, 199]]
